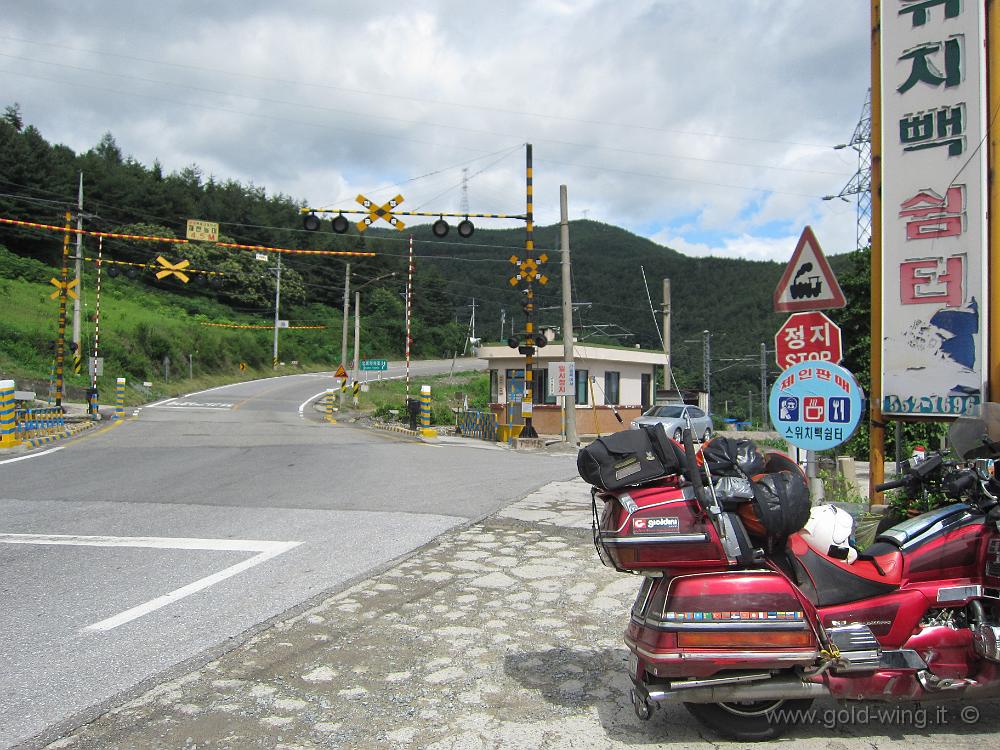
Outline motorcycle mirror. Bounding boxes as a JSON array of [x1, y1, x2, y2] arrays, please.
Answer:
[[949, 402, 1000, 460]]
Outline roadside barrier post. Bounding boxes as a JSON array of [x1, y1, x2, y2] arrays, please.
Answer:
[[115, 377, 125, 420], [0, 380, 20, 448], [325, 388, 336, 423], [419, 384, 436, 439]]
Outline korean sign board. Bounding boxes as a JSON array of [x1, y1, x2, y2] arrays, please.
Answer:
[[547, 362, 575, 397], [360, 359, 388, 371], [775, 311, 843, 371], [186, 219, 219, 242], [881, 0, 987, 417], [769, 361, 864, 451]]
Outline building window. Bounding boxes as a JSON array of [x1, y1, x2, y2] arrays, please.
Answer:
[[604, 371, 620, 405], [533, 369, 556, 404], [489, 369, 499, 403], [576, 369, 589, 405]]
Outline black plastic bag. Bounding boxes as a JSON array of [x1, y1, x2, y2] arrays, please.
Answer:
[[702, 436, 766, 478]]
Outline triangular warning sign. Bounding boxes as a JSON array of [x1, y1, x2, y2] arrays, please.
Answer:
[[773, 226, 846, 313], [334, 364, 348, 379]]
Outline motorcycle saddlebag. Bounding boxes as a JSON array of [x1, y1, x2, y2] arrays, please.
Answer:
[[578, 424, 684, 492], [594, 479, 728, 573]]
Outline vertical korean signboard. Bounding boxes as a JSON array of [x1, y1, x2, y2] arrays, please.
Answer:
[[881, 0, 987, 416]]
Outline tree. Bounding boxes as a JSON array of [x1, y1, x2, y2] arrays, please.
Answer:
[[3, 102, 23, 132]]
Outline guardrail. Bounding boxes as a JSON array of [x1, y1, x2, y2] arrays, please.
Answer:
[[15, 406, 70, 447], [456, 409, 499, 442]]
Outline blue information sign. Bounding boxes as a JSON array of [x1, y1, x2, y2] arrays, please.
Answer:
[[768, 361, 864, 451]]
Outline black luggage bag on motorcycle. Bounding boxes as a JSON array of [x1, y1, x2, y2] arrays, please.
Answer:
[[577, 423, 686, 491]]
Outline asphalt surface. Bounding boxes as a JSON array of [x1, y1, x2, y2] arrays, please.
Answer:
[[35, 479, 1000, 750], [0, 359, 581, 748]]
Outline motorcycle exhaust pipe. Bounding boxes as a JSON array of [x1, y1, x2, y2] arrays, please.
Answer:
[[647, 676, 829, 704]]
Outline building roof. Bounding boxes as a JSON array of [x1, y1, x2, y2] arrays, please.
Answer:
[[477, 342, 667, 366]]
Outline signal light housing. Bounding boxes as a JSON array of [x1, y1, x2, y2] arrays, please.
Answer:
[[303, 213, 321, 231], [457, 219, 475, 238], [331, 214, 349, 233], [432, 218, 449, 238], [507, 336, 519, 349]]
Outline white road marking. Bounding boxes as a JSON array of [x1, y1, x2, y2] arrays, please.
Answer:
[[0, 533, 301, 631], [0, 446, 64, 465], [299, 390, 334, 418], [144, 397, 177, 408]]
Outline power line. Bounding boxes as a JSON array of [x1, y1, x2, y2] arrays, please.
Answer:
[[0, 34, 838, 151]]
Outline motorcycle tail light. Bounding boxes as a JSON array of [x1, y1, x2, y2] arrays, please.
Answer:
[[677, 631, 814, 648]]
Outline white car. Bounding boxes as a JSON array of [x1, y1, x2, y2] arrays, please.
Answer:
[[631, 404, 713, 443]]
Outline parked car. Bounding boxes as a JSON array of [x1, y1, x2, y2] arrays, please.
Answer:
[[630, 403, 713, 442]]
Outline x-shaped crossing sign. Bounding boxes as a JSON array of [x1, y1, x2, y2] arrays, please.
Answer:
[[508, 253, 549, 286], [155, 256, 191, 283], [356, 194, 406, 232], [49, 277, 79, 300]]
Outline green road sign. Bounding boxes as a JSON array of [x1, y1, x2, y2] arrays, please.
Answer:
[[360, 359, 388, 371]]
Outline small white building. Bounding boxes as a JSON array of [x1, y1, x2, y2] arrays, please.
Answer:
[[476, 342, 668, 435]]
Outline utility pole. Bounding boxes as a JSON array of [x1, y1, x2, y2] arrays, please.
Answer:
[[341, 261, 350, 407], [471, 297, 476, 342], [662, 278, 671, 392], [560, 184, 577, 445], [499, 308, 505, 341], [72, 172, 83, 375], [272, 251, 282, 368], [353, 290, 360, 373], [760, 342, 768, 430], [702, 330, 711, 414]]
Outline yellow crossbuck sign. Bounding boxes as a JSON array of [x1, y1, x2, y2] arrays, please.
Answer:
[[508, 253, 549, 286], [155, 256, 191, 283], [356, 194, 405, 232], [49, 277, 79, 300]]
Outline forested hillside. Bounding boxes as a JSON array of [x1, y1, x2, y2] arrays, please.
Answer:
[[0, 105, 866, 417]]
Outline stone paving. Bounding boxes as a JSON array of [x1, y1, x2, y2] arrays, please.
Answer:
[[36, 477, 1000, 750]]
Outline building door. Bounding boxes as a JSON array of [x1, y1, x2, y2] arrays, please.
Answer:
[[641, 373, 652, 411]]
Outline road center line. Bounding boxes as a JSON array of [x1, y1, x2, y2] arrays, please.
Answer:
[[0, 533, 302, 631], [0, 447, 64, 465]]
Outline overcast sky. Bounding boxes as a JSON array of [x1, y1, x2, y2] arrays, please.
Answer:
[[2, 1, 871, 262]]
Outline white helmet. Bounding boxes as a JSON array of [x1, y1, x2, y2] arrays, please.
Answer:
[[801, 504, 857, 563]]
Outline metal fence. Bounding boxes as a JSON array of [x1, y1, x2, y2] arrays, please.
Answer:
[[15, 407, 69, 446], [456, 409, 498, 442]]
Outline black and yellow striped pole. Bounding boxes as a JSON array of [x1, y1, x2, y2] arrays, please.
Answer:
[[521, 144, 538, 438], [54, 211, 71, 407]]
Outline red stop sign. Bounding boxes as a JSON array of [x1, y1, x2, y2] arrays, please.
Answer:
[[775, 311, 842, 370]]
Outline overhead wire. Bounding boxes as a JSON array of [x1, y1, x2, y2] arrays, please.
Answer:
[[0, 34, 840, 151]]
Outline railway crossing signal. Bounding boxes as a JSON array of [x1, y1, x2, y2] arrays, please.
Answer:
[[356, 194, 405, 232], [49, 277, 78, 300], [155, 256, 191, 283], [508, 253, 548, 287]]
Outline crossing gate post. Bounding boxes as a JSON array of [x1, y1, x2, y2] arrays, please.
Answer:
[[0, 380, 19, 448], [325, 388, 336, 423], [420, 384, 436, 439], [115, 377, 125, 420]]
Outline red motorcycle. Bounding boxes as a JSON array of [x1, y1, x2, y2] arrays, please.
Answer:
[[580, 408, 1000, 740]]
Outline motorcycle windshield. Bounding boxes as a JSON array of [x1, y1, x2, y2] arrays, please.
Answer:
[[949, 402, 1000, 460]]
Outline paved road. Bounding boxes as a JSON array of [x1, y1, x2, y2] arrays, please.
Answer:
[[42, 478, 1000, 750], [0, 359, 576, 748]]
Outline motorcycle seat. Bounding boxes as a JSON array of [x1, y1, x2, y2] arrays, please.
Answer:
[[873, 503, 972, 547], [787, 532, 901, 608]]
